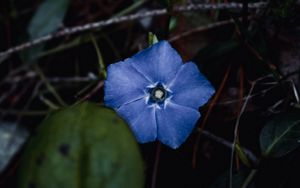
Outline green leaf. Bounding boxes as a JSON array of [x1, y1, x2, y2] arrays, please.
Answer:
[[260, 110, 300, 157], [18, 102, 144, 188], [168, 17, 177, 31], [28, 0, 69, 38], [148, 32, 159, 46], [24, 0, 69, 62]]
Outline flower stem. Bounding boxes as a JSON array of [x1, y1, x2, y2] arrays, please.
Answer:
[[151, 142, 161, 188], [90, 34, 107, 78]]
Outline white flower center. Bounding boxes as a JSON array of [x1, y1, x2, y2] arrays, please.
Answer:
[[154, 89, 164, 99], [147, 83, 170, 104]]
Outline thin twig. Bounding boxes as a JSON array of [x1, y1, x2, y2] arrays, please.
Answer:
[[215, 74, 276, 106], [289, 80, 300, 103], [78, 81, 104, 102], [0, 85, 18, 105], [169, 18, 236, 42], [197, 128, 258, 164], [241, 169, 258, 188], [0, 109, 49, 116], [4, 75, 98, 84], [0, 2, 267, 58], [151, 142, 161, 188], [1, 81, 35, 117], [38, 94, 60, 110], [229, 81, 256, 188], [34, 65, 67, 107], [192, 64, 231, 168], [90, 34, 107, 78]]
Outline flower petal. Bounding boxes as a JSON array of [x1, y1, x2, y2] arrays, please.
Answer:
[[156, 102, 200, 149], [129, 40, 182, 84], [104, 59, 150, 109], [117, 98, 157, 143], [168, 62, 215, 109]]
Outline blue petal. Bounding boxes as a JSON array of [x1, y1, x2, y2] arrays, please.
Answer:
[[167, 62, 215, 110], [104, 59, 150, 109], [129, 40, 182, 84], [117, 98, 157, 143], [156, 102, 200, 149]]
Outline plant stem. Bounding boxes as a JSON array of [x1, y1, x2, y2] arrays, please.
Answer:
[[34, 64, 67, 107]]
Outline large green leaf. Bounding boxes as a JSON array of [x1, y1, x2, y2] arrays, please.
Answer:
[[28, 0, 69, 38], [18, 102, 144, 188], [260, 110, 300, 157]]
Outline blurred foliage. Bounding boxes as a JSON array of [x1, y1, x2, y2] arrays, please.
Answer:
[[18, 102, 144, 188], [28, 0, 69, 38], [0, 122, 28, 173], [260, 110, 300, 158], [23, 0, 70, 62], [268, 0, 297, 19]]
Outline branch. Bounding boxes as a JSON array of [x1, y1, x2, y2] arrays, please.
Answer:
[[197, 128, 258, 165], [169, 18, 239, 42], [230, 81, 256, 188], [0, 2, 267, 58]]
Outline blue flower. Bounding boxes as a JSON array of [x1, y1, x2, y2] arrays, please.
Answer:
[[104, 41, 215, 149]]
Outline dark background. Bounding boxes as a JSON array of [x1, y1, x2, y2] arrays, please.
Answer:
[[1, 0, 300, 187]]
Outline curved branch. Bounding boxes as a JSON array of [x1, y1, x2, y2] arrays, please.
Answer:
[[0, 2, 267, 58]]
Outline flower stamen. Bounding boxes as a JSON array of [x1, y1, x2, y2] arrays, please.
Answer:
[[154, 89, 164, 99], [149, 84, 168, 103]]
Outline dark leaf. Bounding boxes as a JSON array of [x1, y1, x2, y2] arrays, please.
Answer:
[[24, 0, 70, 62], [28, 0, 70, 39], [260, 110, 300, 157], [210, 170, 255, 188]]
